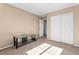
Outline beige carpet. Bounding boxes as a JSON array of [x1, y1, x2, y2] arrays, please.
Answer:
[[0, 38, 79, 55]]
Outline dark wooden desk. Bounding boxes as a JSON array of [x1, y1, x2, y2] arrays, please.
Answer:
[[13, 34, 36, 49]]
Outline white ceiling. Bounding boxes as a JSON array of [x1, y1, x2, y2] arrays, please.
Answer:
[[9, 3, 79, 17]]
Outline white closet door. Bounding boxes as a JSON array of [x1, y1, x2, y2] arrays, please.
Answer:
[[61, 12, 73, 44], [50, 15, 61, 42]]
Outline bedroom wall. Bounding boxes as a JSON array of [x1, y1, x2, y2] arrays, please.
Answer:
[[46, 5, 79, 46], [0, 4, 39, 49]]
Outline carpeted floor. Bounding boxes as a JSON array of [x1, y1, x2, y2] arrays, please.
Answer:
[[0, 38, 79, 55]]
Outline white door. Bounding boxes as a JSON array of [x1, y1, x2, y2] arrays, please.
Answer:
[[50, 15, 61, 42], [39, 20, 44, 37], [61, 13, 73, 44]]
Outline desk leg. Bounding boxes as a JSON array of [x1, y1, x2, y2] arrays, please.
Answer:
[[13, 37, 16, 46]]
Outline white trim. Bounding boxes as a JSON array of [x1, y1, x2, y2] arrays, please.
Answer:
[[73, 44, 79, 47], [0, 45, 13, 51]]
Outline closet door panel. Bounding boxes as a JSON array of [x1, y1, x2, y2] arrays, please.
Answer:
[[50, 15, 61, 42], [61, 13, 73, 44]]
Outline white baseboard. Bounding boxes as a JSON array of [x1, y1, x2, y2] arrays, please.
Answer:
[[73, 44, 79, 47], [0, 45, 13, 51]]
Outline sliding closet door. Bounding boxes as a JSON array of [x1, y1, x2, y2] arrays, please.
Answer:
[[50, 15, 61, 42], [61, 12, 73, 44]]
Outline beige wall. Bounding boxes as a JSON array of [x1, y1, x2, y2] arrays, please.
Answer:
[[46, 5, 79, 45], [0, 4, 39, 49]]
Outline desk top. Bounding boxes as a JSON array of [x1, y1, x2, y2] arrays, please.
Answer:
[[14, 34, 36, 39]]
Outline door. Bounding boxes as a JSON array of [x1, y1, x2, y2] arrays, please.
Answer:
[[61, 12, 73, 44], [39, 20, 44, 37], [50, 15, 61, 42]]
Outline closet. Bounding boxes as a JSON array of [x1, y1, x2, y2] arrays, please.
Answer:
[[50, 12, 73, 44]]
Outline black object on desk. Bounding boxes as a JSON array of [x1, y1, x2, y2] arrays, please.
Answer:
[[13, 34, 36, 49]]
